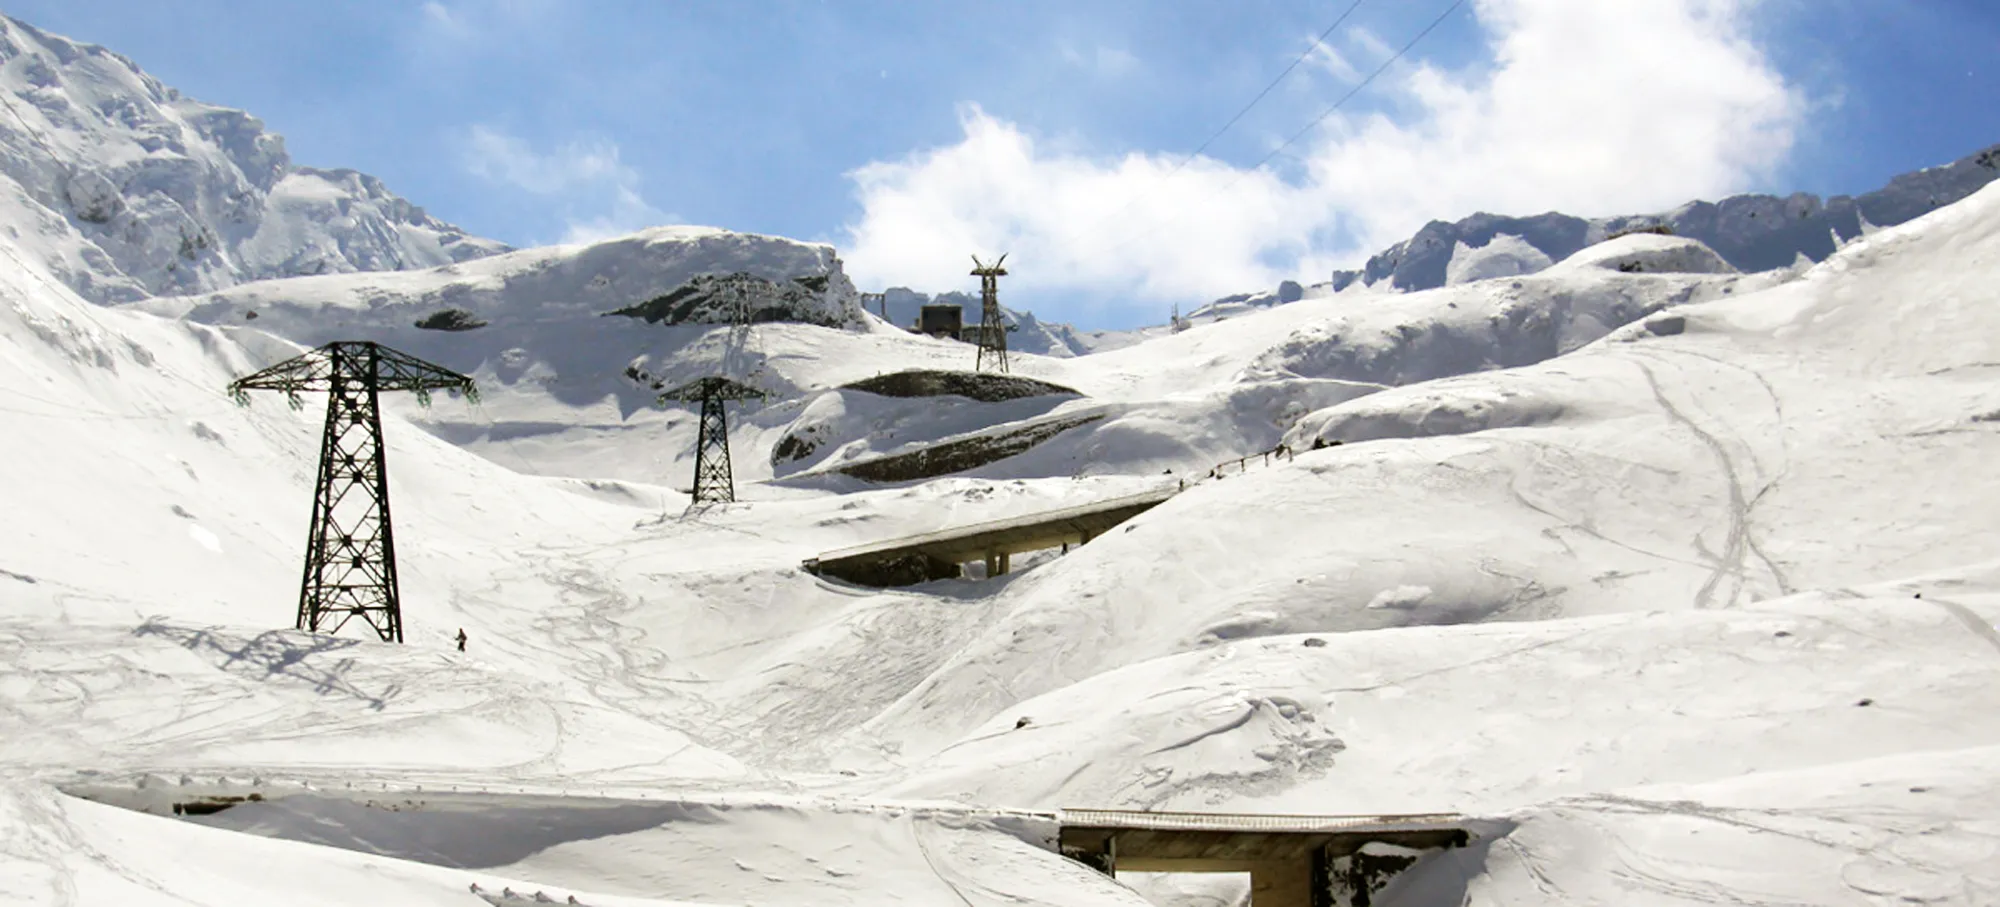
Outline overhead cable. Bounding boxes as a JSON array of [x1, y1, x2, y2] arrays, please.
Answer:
[[1058, 0, 1369, 244]]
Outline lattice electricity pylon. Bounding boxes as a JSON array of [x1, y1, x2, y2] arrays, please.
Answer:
[[228, 341, 476, 643], [658, 376, 766, 505], [708, 275, 774, 388], [971, 253, 1010, 374]]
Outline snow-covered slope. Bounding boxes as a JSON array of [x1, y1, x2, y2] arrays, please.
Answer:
[[0, 16, 508, 305], [121, 225, 881, 488], [121, 223, 1827, 526], [5, 182, 2000, 904], [128, 227, 1768, 497], [0, 229, 1154, 904], [841, 186, 2000, 779]]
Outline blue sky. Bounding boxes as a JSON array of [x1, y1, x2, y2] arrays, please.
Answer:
[[8, 1, 1998, 328]]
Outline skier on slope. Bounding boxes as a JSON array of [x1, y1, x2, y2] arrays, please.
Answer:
[[456, 628, 468, 652]]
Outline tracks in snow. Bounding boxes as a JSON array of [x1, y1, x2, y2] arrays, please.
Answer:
[[1630, 350, 1792, 608]]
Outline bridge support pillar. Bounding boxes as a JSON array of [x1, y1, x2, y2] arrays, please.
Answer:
[[1057, 810, 1471, 907], [1251, 858, 1316, 907], [983, 550, 1010, 577]]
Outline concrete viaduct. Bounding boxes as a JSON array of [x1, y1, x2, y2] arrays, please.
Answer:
[[81, 771, 1479, 907], [803, 486, 1178, 586], [1059, 808, 1477, 907]]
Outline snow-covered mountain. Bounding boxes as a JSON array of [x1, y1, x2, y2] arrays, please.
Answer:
[[1333, 141, 2000, 293], [874, 140, 2000, 347], [0, 15, 509, 305], [125, 226, 874, 485], [1184, 279, 1309, 324], [7, 171, 2000, 907], [1160, 143, 2000, 335], [5, 12, 2000, 907]]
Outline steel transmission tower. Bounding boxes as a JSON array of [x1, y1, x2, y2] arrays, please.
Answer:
[[658, 377, 765, 504], [971, 254, 1010, 373], [228, 341, 476, 643], [656, 285, 767, 505]]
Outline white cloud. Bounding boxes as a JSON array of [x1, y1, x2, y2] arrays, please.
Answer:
[[462, 126, 669, 243], [560, 186, 672, 245], [1346, 24, 1396, 66], [1093, 45, 1140, 77], [464, 126, 626, 194], [1305, 36, 1360, 82], [1059, 41, 1140, 77], [415, 0, 551, 42], [842, 105, 1307, 302], [420, 2, 469, 39], [840, 0, 1803, 317]]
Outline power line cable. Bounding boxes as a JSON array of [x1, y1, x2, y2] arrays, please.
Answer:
[[1057, 0, 1368, 245], [0, 385, 234, 421], [0, 242, 242, 403], [1091, 0, 1469, 261], [1184, 0, 1369, 166], [0, 86, 69, 174], [0, 87, 267, 406], [1253, 0, 1468, 171], [0, 69, 673, 535]]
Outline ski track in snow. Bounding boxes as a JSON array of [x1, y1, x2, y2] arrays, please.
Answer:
[[1921, 595, 2000, 657], [1630, 353, 1784, 610]]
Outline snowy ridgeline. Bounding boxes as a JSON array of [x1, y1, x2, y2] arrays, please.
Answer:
[[1332, 141, 2000, 293], [87, 227, 1840, 508], [6, 0, 1997, 367], [1183, 141, 2000, 329], [872, 139, 2000, 346], [0, 15, 511, 305], [124, 229, 1782, 494]]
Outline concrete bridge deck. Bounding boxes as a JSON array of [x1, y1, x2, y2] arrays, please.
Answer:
[[71, 769, 1477, 907], [1058, 808, 1477, 907], [803, 486, 1178, 586]]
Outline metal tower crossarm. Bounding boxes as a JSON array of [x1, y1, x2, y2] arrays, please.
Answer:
[[229, 341, 478, 407], [657, 375, 766, 406], [228, 341, 476, 643], [658, 376, 766, 506]]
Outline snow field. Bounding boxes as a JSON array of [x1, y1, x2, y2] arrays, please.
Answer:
[[2, 140, 1998, 907]]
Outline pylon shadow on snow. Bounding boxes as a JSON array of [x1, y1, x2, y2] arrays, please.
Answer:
[[679, 500, 723, 520], [627, 499, 718, 530], [131, 618, 402, 711]]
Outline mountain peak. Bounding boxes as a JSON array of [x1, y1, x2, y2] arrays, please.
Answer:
[[0, 15, 510, 304]]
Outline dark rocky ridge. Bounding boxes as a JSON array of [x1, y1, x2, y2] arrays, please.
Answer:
[[841, 370, 1079, 403], [831, 413, 1106, 484], [1334, 142, 2000, 293], [606, 271, 846, 327]]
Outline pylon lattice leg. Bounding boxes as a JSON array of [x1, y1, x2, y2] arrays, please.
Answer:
[[974, 271, 1009, 374], [691, 391, 736, 504], [297, 345, 404, 642]]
